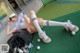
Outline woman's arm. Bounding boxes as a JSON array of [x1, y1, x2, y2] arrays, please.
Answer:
[[23, 15, 32, 32], [24, 15, 30, 23], [6, 21, 16, 36]]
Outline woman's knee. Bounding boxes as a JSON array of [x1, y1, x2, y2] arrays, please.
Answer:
[[38, 18, 44, 26]]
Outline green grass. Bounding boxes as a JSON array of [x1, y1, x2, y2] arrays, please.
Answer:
[[37, 3, 80, 20], [57, 0, 80, 2], [33, 10, 80, 53]]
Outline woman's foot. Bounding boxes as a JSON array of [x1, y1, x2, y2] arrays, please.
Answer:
[[39, 31, 51, 43], [65, 20, 79, 35]]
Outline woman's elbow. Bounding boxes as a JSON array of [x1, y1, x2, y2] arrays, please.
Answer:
[[6, 33, 9, 36], [5, 32, 10, 36]]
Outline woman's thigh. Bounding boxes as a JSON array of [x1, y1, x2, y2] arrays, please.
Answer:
[[29, 18, 44, 32]]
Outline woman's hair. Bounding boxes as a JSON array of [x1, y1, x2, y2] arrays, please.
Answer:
[[9, 18, 12, 21]]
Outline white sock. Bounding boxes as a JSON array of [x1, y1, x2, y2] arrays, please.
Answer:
[[30, 11, 50, 41], [43, 20, 67, 27]]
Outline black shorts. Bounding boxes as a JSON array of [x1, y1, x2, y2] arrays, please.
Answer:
[[7, 29, 34, 48]]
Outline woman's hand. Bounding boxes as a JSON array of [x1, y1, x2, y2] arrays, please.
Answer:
[[8, 20, 11, 26], [6, 16, 11, 25], [26, 23, 32, 32]]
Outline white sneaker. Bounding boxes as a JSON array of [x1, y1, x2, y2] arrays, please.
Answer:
[[18, 48, 23, 53], [65, 20, 79, 35], [21, 48, 29, 53], [39, 31, 51, 43]]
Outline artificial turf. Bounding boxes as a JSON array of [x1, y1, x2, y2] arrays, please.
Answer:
[[37, 3, 80, 20], [32, 10, 80, 53]]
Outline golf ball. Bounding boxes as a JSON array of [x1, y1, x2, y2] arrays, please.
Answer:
[[72, 32, 75, 35], [37, 46, 40, 50], [37, 39, 40, 42]]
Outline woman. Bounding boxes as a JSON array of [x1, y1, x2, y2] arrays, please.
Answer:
[[6, 10, 79, 44]]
